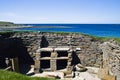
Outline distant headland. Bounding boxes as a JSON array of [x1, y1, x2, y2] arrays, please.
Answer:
[[0, 21, 31, 30], [0, 21, 20, 26], [1, 21, 120, 38]]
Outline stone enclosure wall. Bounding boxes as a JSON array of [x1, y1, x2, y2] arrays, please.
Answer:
[[6, 31, 102, 67], [100, 41, 120, 80], [1, 31, 120, 79]]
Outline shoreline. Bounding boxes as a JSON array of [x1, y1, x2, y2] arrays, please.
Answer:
[[0, 27, 120, 43], [0, 25, 32, 29], [1, 24, 120, 38], [0, 25, 71, 30]]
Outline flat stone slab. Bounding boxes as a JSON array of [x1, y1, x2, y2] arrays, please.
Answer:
[[40, 48, 53, 51], [31, 71, 64, 79], [54, 48, 70, 51], [40, 47, 70, 51]]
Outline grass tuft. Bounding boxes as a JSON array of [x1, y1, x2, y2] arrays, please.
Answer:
[[0, 69, 54, 80]]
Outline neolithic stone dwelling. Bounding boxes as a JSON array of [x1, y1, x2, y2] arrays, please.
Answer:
[[0, 31, 120, 79], [0, 32, 102, 71]]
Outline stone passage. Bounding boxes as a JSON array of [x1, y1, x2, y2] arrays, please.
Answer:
[[35, 47, 73, 72]]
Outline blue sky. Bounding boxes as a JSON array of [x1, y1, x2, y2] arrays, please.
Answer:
[[0, 0, 120, 23]]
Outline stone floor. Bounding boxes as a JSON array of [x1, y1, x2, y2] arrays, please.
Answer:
[[30, 67, 101, 80]]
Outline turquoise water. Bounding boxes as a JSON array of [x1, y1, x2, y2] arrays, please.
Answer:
[[15, 24, 120, 37]]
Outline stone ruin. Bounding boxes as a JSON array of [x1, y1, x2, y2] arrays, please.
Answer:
[[0, 33, 84, 78], [0, 32, 120, 79], [0, 37, 34, 74], [99, 41, 120, 80], [35, 47, 72, 71]]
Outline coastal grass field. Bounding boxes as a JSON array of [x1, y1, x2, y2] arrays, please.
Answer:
[[51, 31, 120, 42], [0, 69, 54, 80], [0, 21, 17, 26]]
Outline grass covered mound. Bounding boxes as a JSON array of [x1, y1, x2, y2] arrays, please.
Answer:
[[0, 70, 54, 80], [0, 21, 15, 26], [0, 21, 22, 27]]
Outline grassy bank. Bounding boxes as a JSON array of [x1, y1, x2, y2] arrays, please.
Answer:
[[86, 34, 120, 42], [0, 21, 16, 26], [54, 32, 120, 42], [0, 21, 22, 27], [0, 69, 54, 80]]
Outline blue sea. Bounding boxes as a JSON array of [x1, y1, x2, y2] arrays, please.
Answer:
[[15, 24, 120, 37]]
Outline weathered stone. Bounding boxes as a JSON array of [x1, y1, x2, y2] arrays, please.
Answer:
[[0, 32, 103, 70], [75, 64, 87, 72], [100, 42, 120, 80]]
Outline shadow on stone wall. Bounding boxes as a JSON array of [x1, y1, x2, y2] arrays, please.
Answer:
[[0, 38, 34, 74], [40, 35, 49, 48], [72, 51, 81, 66]]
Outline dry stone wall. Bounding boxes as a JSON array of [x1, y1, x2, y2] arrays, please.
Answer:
[[100, 41, 120, 80], [1, 32, 103, 67], [1, 31, 120, 78]]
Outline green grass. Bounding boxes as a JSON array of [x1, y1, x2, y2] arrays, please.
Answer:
[[50, 32, 120, 43], [0, 21, 22, 27], [0, 21, 15, 26], [84, 33, 120, 42], [0, 70, 54, 80], [0, 21, 14, 24], [112, 37, 120, 42], [88, 35, 111, 41]]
